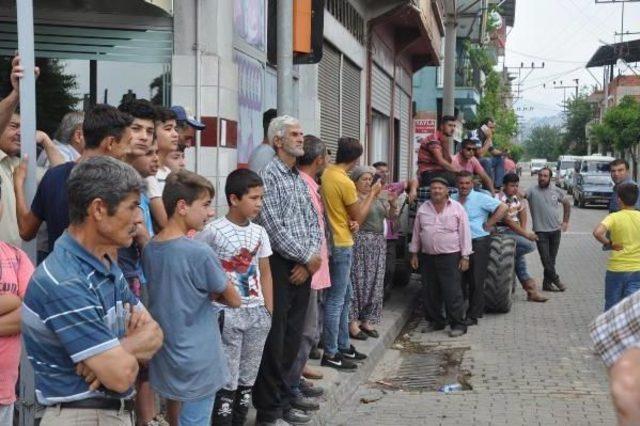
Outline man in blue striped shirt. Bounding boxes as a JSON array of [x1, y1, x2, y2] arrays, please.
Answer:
[[22, 156, 163, 425]]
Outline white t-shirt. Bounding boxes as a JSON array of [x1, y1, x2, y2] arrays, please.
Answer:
[[145, 166, 171, 199], [196, 217, 272, 308]]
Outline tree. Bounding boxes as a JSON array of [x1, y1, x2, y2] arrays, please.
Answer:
[[473, 70, 519, 149], [523, 125, 562, 160], [562, 93, 594, 155], [0, 57, 79, 137], [149, 71, 170, 105]]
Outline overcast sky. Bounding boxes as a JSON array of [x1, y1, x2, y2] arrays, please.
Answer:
[[506, 0, 640, 119]]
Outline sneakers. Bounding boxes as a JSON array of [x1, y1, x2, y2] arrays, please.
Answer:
[[339, 345, 367, 362], [308, 347, 322, 360], [282, 408, 312, 425], [299, 378, 324, 397], [320, 352, 357, 371], [290, 388, 320, 412], [462, 318, 478, 326]]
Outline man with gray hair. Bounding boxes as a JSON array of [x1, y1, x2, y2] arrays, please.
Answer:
[[22, 156, 164, 426], [37, 111, 84, 167], [253, 116, 322, 425]]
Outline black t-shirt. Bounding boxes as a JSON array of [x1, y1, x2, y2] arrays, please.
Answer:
[[31, 161, 75, 252]]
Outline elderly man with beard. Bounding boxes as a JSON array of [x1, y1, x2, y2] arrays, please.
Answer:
[[525, 167, 572, 292], [253, 116, 322, 426], [410, 177, 472, 337]]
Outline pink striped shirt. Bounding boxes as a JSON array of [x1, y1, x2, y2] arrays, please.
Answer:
[[300, 171, 331, 290], [409, 199, 473, 256]]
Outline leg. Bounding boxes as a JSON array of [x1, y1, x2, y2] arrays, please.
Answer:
[[179, 395, 216, 426], [492, 155, 505, 189], [253, 253, 294, 422], [384, 239, 397, 299], [513, 234, 535, 285], [284, 290, 318, 389], [436, 253, 466, 330], [214, 308, 245, 426], [605, 271, 626, 311], [421, 254, 445, 326], [535, 232, 555, 284], [622, 271, 640, 302], [361, 236, 387, 326], [323, 247, 353, 357], [467, 237, 491, 320], [549, 230, 562, 284], [0, 404, 13, 426], [135, 375, 156, 425]]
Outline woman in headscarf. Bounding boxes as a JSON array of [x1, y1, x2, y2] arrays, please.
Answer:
[[348, 165, 397, 340]]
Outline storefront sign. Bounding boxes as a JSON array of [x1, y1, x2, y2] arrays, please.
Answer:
[[235, 52, 264, 164]]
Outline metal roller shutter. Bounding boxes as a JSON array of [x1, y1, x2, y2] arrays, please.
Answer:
[[371, 64, 391, 116], [399, 90, 411, 181], [341, 57, 361, 140], [318, 43, 341, 159]]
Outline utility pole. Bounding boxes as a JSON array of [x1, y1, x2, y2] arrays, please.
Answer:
[[506, 62, 545, 100], [442, 0, 457, 120], [545, 79, 579, 114], [277, 0, 294, 115]]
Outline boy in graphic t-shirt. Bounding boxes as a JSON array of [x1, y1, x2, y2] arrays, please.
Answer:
[[196, 168, 273, 426], [0, 177, 35, 425]]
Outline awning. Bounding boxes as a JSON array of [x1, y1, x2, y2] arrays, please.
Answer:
[[369, 2, 444, 71], [586, 39, 640, 68]]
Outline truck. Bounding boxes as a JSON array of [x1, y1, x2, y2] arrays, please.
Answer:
[[530, 158, 547, 175], [556, 155, 580, 189]]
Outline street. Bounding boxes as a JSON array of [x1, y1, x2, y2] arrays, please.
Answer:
[[333, 175, 616, 426]]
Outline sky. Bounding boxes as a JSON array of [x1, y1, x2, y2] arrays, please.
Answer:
[[505, 0, 640, 119]]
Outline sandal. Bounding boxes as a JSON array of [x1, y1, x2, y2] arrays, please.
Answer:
[[359, 326, 379, 338], [349, 330, 369, 340]]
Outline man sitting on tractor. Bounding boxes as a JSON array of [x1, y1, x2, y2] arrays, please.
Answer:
[[416, 115, 460, 188], [452, 139, 496, 194]]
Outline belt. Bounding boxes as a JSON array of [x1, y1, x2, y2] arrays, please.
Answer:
[[58, 397, 134, 412]]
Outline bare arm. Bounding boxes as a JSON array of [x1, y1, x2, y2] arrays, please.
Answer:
[[485, 203, 508, 229], [562, 198, 571, 224], [82, 346, 139, 393], [609, 347, 640, 425], [0, 293, 21, 314], [259, 257, 273, 314], [37, 131, 65, 167], [0, 293, 22, 336], [13, 160, 43, 241], [431, 147, 460, 173], [216, 281, 242, 308], [346, 181, 383, 225], [119, 307, 164, 362]]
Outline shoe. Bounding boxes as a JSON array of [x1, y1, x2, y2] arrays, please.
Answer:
[[299, 378, 324, 397], [339, 344, 367, 362], [523, 279, 548, 302], [290, 388, 320, 412], [542, 279, 558, 292], [255, 420, 291, 426], [321, 352, 357, 371], [308, 347, 322, 360], [359, 326, 380, 338], [462, 318, 478, 326], [302, 366, 323, 380], [553, 279, 567, 292], [349, 330, 369, 340], [282, 408, 312, 425], [421, 322, 446, 333], [448, 327, 467, 338]]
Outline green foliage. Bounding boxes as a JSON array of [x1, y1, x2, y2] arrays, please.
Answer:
[[602, 96, 640, 151], [504, 143, 523, 163], [590, 122, 615, 151], [562, 94, 594, 155], [523, 125, 562, 161], [0, 57, 79, 137], [474, 70, 518, 149], [464, 40, 495, 76]]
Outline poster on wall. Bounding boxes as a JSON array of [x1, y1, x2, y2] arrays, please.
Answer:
[[412, 113, 437, 176], [235, 52, 264, 164], [234, 0, 266, 51]]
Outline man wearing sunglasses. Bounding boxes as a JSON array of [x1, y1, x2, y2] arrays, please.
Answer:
[[452, 139, 496, 194]]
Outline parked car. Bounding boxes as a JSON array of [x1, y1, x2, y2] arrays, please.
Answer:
[[573, 173, 614, 208], [556, 155, 580, 189], [530, 158, 547, 175]]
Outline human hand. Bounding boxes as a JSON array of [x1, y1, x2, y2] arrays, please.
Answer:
[[290, 264, 310, 285], [458, 258, 470, 272], [305, 255, 322, 274], [612, 242, 624, 251], [10, 55, 40, 94], [371, 180, 383, 196], [408, 188, 417, 204], [410, 254, 419, 271], [561, 221, 569, 232], [527, 232, 538, 242], [75, 362, 101, 391], [13, 156, 27, 186], [349, 220, 359, 233], [35, 130, 52, 147]]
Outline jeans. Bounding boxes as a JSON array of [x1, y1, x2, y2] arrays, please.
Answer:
[[479, 156, 505, 188], [464, 236, 491, 319], [179, 394, 215, 426], [604, 270, 640, 311], [420, 253, 466, 329], [535, 230, 562, 285], [504, 231, 535, 284], [323, 246, 353, 356], [253, 252, 310, 422]]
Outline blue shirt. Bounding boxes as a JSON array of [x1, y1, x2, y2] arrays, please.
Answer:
[[117, 193, 154, 283], [610, 177, 640, 212], [142, 237, 229, 401], [31, 162, 75, 252], [454, 190, 502, 239], [22, 231, 139, 405]]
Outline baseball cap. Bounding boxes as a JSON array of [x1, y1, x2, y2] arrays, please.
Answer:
[[170, 105, 206, 130]]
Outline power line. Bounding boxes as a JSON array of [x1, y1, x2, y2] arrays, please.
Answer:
[[505, 48, 586, 64]]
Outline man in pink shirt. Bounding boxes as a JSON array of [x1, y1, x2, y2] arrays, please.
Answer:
[[409, 177, 472, 337], [452, 139, 495, 193], [283, 135, 332, 409]]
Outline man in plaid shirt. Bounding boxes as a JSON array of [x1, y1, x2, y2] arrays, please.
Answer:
[[591, 291, 640, 424], [253, 115, 322, 426]]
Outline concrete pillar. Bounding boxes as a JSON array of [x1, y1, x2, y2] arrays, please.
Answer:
[[442, 0, 456, 118]]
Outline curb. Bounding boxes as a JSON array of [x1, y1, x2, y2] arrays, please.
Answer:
[[309, 280, 420, 425]]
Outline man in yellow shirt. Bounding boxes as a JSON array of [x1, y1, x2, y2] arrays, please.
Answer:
[[593, 183, 640, 311], [320, 137, 381, 371]]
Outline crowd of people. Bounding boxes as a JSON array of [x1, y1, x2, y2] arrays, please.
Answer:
[[3, 53, 640, 426]]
